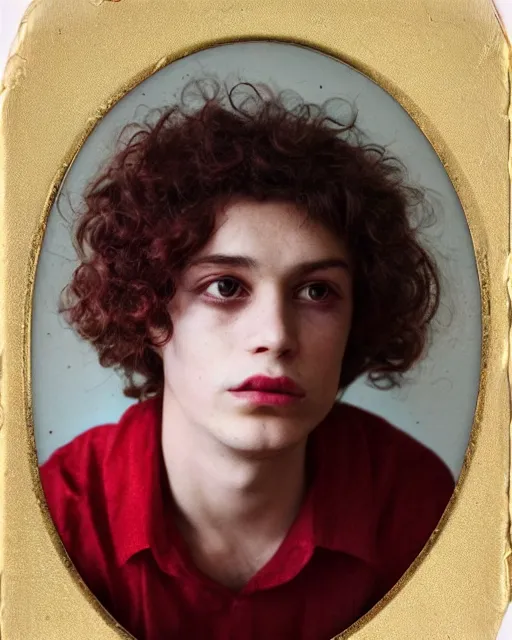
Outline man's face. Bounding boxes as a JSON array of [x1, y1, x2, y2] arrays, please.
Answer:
[[161, 199, 353, 456]]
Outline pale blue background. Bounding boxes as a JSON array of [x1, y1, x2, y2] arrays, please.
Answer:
[[31, 41, 481, 478]]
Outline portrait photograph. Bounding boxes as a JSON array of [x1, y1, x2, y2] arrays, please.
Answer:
[[31, 41, 481, 639], [0, 1, 509, 639]]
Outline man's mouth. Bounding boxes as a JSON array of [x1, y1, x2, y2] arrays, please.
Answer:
[[229, 375, 305, 397]]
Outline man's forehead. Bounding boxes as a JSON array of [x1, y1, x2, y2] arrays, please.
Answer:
[[186, 253, 351, 276], [198, 199, 350, 265]]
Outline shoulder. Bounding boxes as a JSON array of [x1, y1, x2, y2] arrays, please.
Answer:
[[323, 402, 455, 584], [41, 403, 133, 485], [38, 399, 159, 608], [39, 399, 157, 533], [324, 402, 454, 495]]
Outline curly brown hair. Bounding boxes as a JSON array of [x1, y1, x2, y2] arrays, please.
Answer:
[[60, 78, 440, 400]]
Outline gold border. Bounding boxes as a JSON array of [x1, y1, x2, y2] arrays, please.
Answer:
[[507, 31, 512, 607], [1, 0, 510, 638]]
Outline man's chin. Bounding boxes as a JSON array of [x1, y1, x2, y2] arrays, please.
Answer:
[[216, 423, 311, 458]]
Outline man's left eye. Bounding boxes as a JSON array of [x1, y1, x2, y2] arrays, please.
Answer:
[[299, 283, 333, 301]]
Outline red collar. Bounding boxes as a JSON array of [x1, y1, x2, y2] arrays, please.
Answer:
[[107, 397, 377, 578]]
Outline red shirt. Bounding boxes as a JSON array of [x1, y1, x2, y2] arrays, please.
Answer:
[[40, 398, 454, 640]]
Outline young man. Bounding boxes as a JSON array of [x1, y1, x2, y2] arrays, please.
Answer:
[[40, 80, 455, 640]]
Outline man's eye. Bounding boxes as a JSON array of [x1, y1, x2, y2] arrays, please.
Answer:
[[202, 279, 336, 303], [298, 283, 334, 302], [204, 278, 244, 300]]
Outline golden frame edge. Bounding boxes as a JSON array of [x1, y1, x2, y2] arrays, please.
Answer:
[[0, 0, 510, 638]]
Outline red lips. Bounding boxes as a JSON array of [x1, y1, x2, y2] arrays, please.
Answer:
[[230, 376, 305, 397]]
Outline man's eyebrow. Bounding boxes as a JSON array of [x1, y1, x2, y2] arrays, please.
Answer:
[[187, 254, 350, 274]]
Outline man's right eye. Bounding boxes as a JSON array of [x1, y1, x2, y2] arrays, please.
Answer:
[[203, 277, 245, 301]]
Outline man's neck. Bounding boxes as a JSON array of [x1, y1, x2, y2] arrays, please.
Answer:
[[160, 393, 308, 589]]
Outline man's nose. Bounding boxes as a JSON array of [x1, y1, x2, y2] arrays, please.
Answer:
[[247, 290, 298, 356]]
